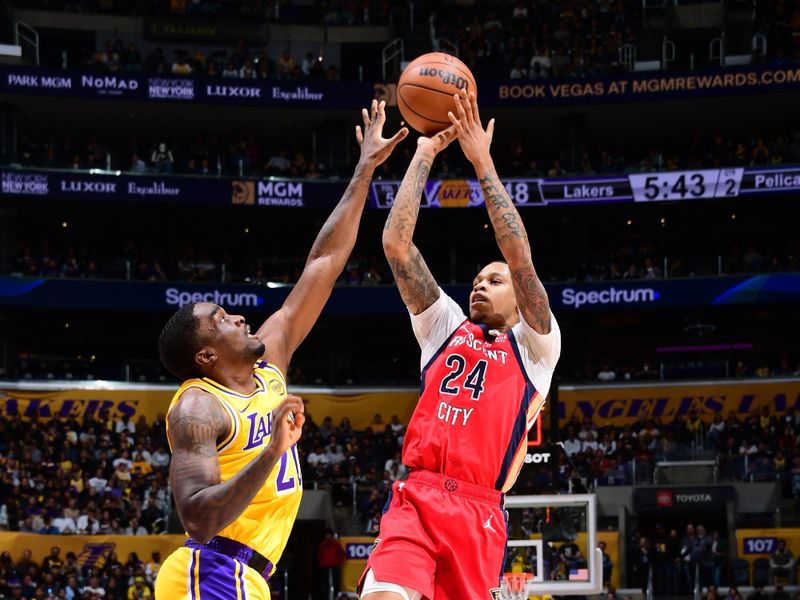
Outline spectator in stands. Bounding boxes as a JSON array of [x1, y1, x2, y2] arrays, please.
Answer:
[[680, 524, 696, 592], [275, 50, 296, 79], [643, 258, 662, 279], [510, 59, 527, 79], [631, 536, 654, 592], [38, 515, 59, 534], [770, 539, 797, 584], [388, 415, 404, 436], [723, 582, 741, 599], [130, 153, 147, 174], [308, 444, 330, 469], [653, 525, 678, 595], [709, 529, 727, 586], [688, 524, 711, 589], [82, 575, 105, 597], [151, 445, 170, 469], [301, 52, 316, 77], [582, 432, 599, 453], [150, 143, 174, 174], [265, 149, 291, 174], [239, 58, 257, 78], [124, 516, 148, 536], [63, 575, 81, 599], [171, 56, 193, 76], [599, 540, 613, 584], [128, 575, 152, 598], [317, 529, 346, 598], [597, 364, 617, 382], [222, 62, 239, 78], [123, 43, 142, 71], [77, 508, 100, 534], [751, 139, 770, 165], [52, 508, 77, 534], [41, 546, 63, 572], [563, 430, 582, 456], [707, 413, 726, 447], [747, 586, 768, 600], [140, 499, 163, 534], [739, 438, 758, 456], [325, 435, 346, 465], [145, 551, 162, 585], [773, 586, 791, 600], [384, 451, 405, 480]]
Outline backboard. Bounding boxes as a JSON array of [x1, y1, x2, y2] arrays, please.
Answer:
[[501, 494, 603, 599]]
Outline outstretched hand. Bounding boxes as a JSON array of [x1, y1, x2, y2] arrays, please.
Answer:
[[447, 88, 495, 167], [416, 125, 458, 157], [356, 99, 409, 167]]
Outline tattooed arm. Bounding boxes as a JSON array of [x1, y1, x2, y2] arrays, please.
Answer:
[[449, 89, 551, 333], [257, 100, 407, 374], [382, 127, 457, 314], [168, 389, 305, 544]]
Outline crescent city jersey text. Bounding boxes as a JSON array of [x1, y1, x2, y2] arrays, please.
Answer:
[[165, 361, 302, 570], [402, 289, 561, 492]]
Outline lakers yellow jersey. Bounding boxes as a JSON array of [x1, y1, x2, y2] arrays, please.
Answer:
[[166, 361, 302, 570]]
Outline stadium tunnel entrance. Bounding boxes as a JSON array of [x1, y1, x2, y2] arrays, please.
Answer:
[[632, 486, 736, 550]]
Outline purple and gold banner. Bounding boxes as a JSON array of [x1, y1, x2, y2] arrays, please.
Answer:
[[2, 379, 798, 428], [560, 379, 800, 427], [0, 532, 185, 567]]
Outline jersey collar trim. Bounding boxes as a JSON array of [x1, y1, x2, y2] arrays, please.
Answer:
[[201, 373, 265, 399]]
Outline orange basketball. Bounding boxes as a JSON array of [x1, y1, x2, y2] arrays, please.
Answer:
[[397, 52, 478, 135]]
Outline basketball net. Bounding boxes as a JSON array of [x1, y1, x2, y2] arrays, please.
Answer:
[[500, 572, 533, 600]]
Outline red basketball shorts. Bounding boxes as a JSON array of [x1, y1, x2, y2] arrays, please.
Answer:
[[360, 470, 507, 600]]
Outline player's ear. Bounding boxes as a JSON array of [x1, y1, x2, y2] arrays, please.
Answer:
[[195, 347, 217, 369]]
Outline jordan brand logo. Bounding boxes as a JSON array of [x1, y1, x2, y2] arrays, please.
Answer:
[[483, 514, 497, 533]]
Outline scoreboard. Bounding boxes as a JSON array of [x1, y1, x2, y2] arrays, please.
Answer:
[[369, 165, 800, 208]]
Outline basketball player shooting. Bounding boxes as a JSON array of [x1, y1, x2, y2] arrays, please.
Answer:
[[153, 100, 407, 600], [360, 89, 561, 600]]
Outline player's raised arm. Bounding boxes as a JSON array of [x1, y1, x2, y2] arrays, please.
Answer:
[[448, 89, 551, 334], [256, 100, 408, 375], [382, 126, 457, 314], [168, 389, 304, 544]]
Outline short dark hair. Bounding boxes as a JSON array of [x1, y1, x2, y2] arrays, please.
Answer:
[[158, 303, 203, 381]]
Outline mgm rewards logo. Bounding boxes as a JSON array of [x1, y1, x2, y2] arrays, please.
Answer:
[[232, 180, 255, 205]]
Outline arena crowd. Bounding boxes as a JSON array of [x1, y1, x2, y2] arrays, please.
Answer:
[[1, 400, 799, 596]]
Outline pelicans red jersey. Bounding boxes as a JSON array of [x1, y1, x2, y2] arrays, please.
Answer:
[[403, 289, 561, 492], [361, 289, 561, 599]]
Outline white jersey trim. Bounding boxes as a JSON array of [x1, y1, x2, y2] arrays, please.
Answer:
[[410, 288, 561, 400]]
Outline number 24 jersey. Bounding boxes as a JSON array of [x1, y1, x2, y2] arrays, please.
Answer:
[[401, 290, 561, 492]]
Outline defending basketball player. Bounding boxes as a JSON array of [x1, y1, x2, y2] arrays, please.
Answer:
[[360, 89, 561, 600], [154, 100, 408, 600]]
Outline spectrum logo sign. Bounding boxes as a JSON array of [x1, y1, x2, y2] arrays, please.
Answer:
[[561, 286, 660, 309], [165, 287, 263, 308]]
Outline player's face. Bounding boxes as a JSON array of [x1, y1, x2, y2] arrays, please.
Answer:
[[469, 262, 518, 328], [194, 303, 265, 365]]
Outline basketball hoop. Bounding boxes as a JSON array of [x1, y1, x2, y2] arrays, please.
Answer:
[[500, 572, 532, 600]]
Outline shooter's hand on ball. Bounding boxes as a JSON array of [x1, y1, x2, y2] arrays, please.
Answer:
[[269, 394, 305, 454], [356, 99, 409, 167], [448, 88, 495, 169]]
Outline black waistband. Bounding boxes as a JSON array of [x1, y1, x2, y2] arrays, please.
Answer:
[[185, 536, 273, 581]]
